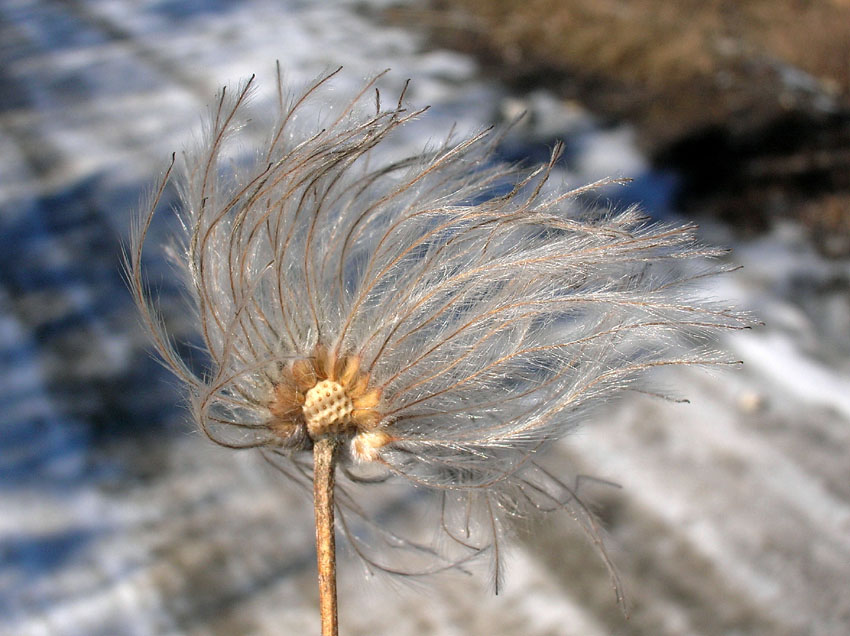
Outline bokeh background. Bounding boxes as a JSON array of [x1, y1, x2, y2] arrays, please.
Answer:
[[2, 1, 849, 634]]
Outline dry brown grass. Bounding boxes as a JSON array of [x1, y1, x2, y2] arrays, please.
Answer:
[[418, 0, 850, 144], [467, 0, 850, 91], [395, 0, 850, 253]]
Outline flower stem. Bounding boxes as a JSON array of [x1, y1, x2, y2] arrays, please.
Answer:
[[313, 435, 340, 636]]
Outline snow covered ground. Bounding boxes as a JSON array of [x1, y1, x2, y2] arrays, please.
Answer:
[[1, 1, 849, 634]]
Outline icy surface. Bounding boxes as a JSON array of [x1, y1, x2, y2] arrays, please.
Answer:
[[2, 1, 849, 635]]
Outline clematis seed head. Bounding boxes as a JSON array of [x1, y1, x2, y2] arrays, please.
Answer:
[[127, 67, 750, 598]]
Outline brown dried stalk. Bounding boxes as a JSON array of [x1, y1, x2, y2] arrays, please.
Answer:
[[313, 436, 340, 636]]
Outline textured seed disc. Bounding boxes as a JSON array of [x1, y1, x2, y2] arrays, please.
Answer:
[[303, 379, 354, 437]]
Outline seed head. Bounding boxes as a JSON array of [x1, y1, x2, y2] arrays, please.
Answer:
[[127, 68, 748, 597]]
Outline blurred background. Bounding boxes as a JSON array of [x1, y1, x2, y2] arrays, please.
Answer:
[[1, 1, 849, 634]]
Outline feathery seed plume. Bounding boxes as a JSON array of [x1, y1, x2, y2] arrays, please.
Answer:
[[127, 68, 747, 633]]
